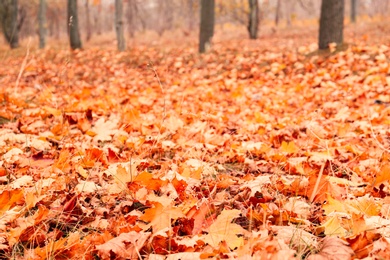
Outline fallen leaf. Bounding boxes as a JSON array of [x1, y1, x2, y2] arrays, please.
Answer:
[[308, 237, 354, 260], [204, 209, 245, 249]]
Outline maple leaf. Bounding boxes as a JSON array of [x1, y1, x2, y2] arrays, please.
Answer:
[[374, 164, 390, 187], [95, 231, 151, 259], [272, 225, 318, 255], [2, 147, 23, 163], [187, 200, 214, 235], [283, 197, 311, 218], [322, 216, 348, 237], [323, 194, 353, 216], [347, 194, 380, 217], [75, 181, 101, 193], [204, 209, 245, 250], [90, 115, 120, 143], [140, 202, 184, 233], [104, 161, 140, 193], [307, 237, 354, 260], [241, 174, 271, 197], [34, 232, 81, 259], [280, 141, 299, 154], [10, 175, 33, 189], [0, 189, 24, 213]]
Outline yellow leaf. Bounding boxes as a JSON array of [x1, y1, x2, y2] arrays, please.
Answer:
[[322, 216, 348, 237], [347, 195, 380, 217], [204, 209, 245, 249], [0, 189, 24, 213], [309, 151, 333, 163], [44, 106, 62, 117], [280, 141, 299, 154], [76, 165, 89, 179], [140, 202, 184, 232], [323, 195, 348, 216]]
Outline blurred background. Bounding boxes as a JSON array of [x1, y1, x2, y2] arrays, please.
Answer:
[[0, 0, 389, 50]]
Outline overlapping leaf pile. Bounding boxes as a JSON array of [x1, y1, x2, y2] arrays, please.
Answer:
[[0, 31, 390, 259]]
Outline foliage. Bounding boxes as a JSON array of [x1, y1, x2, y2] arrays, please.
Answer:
[[0, 28, 390, 258]]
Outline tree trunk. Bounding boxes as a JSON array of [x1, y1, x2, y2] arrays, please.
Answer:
[[286, 0, 292, 26], [187, 0, 195, 32], [38, 0, 46, 48], [126, 0, 136, 38], [248, 0, 259, 39], [115, 0, 125, 51], [199, 0, 214, 53], [275, 0, 281, 26], [351, 0, 357, 23], [318, 0, 344, 50], [85, 0, 92, 41], [0, 0, 19, 48], [68, 0, 82, 50]]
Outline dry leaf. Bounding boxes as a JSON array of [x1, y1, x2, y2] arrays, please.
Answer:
[[96, 231, 151, 259], [308, 237, 354, 260], [204, 209, 245, 249]]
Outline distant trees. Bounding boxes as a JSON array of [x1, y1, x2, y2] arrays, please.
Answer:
[[351, 0, 357, 23], [199, 0, 215, 53], [0, 0, 20, 48], [248, 0, 259, 39], [318, 0, 344, 50], [126, 0, 138, 38], [68, 0, 82, 49], [85, 0, 92, 41], [275, 0, 281, 26], [115, 0, 125, 51], [2, 0, 389, 51], [38, 0, 46, 48]]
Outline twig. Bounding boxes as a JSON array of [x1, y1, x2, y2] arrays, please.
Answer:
[[310, 161, 326, 203], [14, 37, 31, 95], [148, 62, 167, 122]]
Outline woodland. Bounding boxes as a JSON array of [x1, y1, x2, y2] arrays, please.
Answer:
[[1, 0, 390, 259]]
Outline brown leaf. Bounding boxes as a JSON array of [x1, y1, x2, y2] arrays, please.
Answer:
[[308, 237, 354, 260], [95, 231, 150, 259]]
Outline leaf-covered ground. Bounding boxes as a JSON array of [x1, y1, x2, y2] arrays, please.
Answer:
[[1, 24, 390, 259]]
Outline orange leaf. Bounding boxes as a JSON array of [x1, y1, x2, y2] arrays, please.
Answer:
[[375, 164, 390, 187], [280, 141, 299, 154], [0, 189, 24, 213], [96, 231, 150, 259], [204, 209, 245, 249]]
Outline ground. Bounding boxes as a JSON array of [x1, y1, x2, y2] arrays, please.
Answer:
[[0, 20, 390, 259]]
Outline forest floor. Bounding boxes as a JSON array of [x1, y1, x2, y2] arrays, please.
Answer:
[[1, 20, 390, 259]]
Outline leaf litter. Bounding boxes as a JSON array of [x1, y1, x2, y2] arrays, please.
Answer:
[[0, 26, 390, 259]]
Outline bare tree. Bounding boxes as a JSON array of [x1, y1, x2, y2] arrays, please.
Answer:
[[285, 0, 293, 26], [115, 0, 125, 51], [126, 0, 137, 37], [94, 3, 102, 35], [187, 0, 196, 33], [248, 0, 259, 39], [38, 0, 46, 48], [68, 0, 82, 49], [85, 0, 92, 41], [199, 0, 214, 53], [318, 0, 344, 49], [47, 3, 61, 39], [275, 0, 281, 26], [351, 0, 357, 23], [154, 1, 175, 36], [0, 0, 19, 48]]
